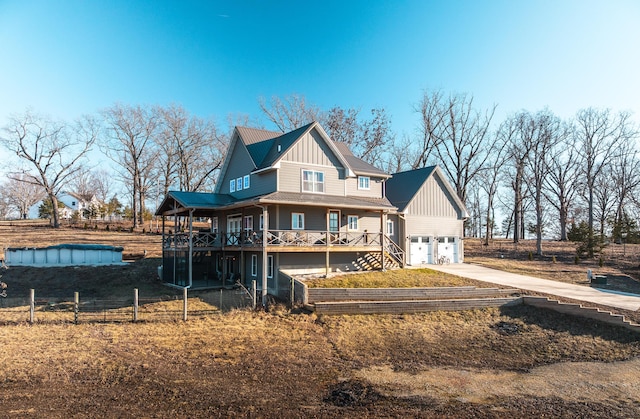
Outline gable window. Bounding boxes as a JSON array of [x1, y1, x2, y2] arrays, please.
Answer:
[[244, 215, 253, 232], [251, 254, 258, 277], [236, 177, 243, 191], [386, 219, 394, 235], [302, 170, 324, 193], [230, 179, 235, 193], [243, 175, 250, 189], [358, 176, 370, 190], [292, 212, 305, 230], [347, 215, 358, 231]]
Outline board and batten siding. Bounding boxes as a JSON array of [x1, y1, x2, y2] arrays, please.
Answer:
[[283, 129, 345, 168], [219, 141, 256, 195], [405, 175, 462, 218], [278, 162, 344, 195]]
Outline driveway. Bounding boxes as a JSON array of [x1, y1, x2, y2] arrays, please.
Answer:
[[428, 263, 640, 311]]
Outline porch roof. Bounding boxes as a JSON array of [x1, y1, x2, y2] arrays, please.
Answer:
[[156, 190, 396, 217]]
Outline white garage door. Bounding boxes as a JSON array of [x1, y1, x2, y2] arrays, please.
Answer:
[[437, 236, 458, 263], [410, 236, 432, 265]]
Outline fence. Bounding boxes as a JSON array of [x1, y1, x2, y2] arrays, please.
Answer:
[[0, 288, 254, 324]]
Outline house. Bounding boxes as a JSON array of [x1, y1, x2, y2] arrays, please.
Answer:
[[385, 166, 468, 265], [28, 192, 102, 220], [155, 121, 467, 300]]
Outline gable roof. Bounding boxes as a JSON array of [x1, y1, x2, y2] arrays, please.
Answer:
[[333, 142, 389, 178], [386, 165, 469, 218]]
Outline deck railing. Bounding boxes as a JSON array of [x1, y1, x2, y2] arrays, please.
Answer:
[[163, 230, 399, 252]]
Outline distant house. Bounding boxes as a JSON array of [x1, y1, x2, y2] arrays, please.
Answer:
[[28, 192, 103, 220], [156, 122, 467, 297]]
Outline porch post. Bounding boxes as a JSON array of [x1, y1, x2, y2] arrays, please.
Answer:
[[380, 211, 386, 271], [188, 209, 194, 288], [262, 206, 269, 307], [325, 209, 330, 276]]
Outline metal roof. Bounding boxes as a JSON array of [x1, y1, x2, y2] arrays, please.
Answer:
[[258, 191, 396, 211], [156, 191, 236, 215], [385, 166, 437, 211], [333, 142, 390, 177]]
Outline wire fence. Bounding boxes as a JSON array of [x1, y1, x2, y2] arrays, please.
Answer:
[[0, 288, 255, 325]]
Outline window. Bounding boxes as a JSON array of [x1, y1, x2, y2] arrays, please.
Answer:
[[251, 254, 258, 277], [347, 215, 358, 231], [386, 219, 394, 235], [302, 170, 324, 193], [229, 179, 235, 193], [236, 177, 243, 191], [292, 213, 305, 230], [358, 176, 370, 190], [243, 175, 250, 189], [244, 215, 253, 232], [259, 214, 264, 230], [211, 217, 218, 233], [267, 255, 274, 278]]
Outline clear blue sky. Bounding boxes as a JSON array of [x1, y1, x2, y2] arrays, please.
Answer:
[[1, 0, 639, 139]]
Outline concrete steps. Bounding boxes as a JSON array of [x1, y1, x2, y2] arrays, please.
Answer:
[[523, 296, 640, 333]]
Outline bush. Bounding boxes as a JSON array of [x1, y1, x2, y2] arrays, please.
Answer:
[[528, 251, 533, 261], [574, 255, 580, 264]]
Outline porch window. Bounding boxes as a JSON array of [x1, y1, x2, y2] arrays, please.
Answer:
[[251, 254, 258, 277], [302, 170, 324, 193], [229, 179, 235, 193], [244, 215, 253, 232], [292, 213, 305, 230], [267, 255, 274, 278], [236, 177, 243, 191], [386, 219, 394, 235], [358, 176, 370, 190], [212, 217, 218, 233], [347, 215, 358, 231], [243, 175, 250, 189], [259, 214, 264, 230]]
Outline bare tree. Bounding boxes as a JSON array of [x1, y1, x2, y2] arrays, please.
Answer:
[[524, 110, 568, 255], [574, 108, 637, 257], [156, 104, 226, 193], [415, 90, 496, 205], [478, 133, 508, 244], [258, 94, 324, 133], [3, 174, 46, 219], [101, 104, 159, 228], [412, 89, 447, 169], [0, 110, 97, 227], [544, 136, 581, 241]]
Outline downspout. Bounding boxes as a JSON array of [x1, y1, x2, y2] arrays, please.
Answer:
[[380, 210, 386, 271]]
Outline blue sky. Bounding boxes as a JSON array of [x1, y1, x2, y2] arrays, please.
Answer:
[[1, 0, 639, 144]]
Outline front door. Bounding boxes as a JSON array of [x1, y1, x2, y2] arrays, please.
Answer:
[[227, 215, 241, 245], [329, 210, 340, 232]]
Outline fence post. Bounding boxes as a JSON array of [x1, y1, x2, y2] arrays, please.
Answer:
[[133, 288, 139, 322], [74, 292, 79, 324], [252, 279, 257, 310], [29, 289, 35, 324], [183, 287, 188, 321]]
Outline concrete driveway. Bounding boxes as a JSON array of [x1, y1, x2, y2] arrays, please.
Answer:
[[428, 263, 640, 312]]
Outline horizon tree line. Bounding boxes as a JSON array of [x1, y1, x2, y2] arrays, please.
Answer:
[[1, 92, 638, 259]]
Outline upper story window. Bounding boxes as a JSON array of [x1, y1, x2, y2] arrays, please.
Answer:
[[302, 170, 324, 193], [244, 215, 253, 232], [229, 179, 235, 193], [358, 176, 370, 190], [211, 217, 218, 233], [243, 175, 250, 189], [386, 219, 394, 235], [236, 177, 243, 191]]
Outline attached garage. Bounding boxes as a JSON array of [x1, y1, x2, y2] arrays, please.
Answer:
[[409, 236, 433, 265]]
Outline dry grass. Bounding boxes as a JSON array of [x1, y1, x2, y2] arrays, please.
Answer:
[[305, 268, 492, 288], [2, 225, 640, 416]]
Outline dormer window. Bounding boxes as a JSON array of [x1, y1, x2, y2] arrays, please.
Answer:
[[277, 144, 282, 152], [230, 179, 235, 193], [302, 170, 324, 193], [358, 176, 370, 190]]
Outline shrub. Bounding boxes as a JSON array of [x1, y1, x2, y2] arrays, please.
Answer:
[[574, 255, 580, 264], [528, 251, 533, 261]]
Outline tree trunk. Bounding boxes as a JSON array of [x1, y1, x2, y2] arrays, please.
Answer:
[[50, 194, 60, 228]]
